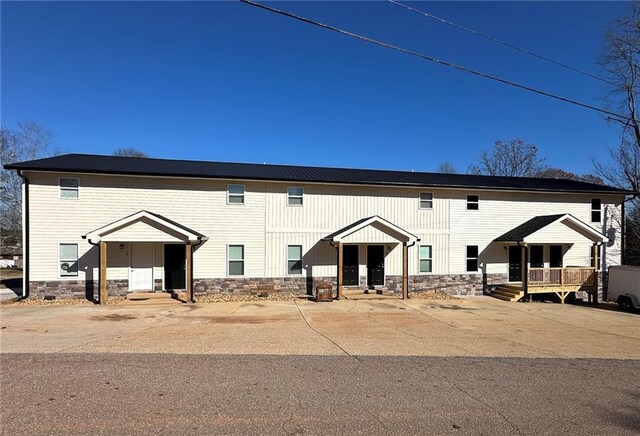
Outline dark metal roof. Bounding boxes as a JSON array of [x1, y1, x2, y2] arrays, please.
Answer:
[[494, 214, 568, 242], [4, 153, 634, 195]]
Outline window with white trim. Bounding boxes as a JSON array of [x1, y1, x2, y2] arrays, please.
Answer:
[[60, 178, 79, 199], [466, 245, 479, 272], [227, 185, 245, 204], [591, 198, 601, 223], [59, 243, 78, 277], [419, 245, 432, 273], [287, 187, 303, 206], [228, 245, 244, 276], [287, 245, 303, 275], [419, 192, 433, 209], [466, 195, 479, 210]]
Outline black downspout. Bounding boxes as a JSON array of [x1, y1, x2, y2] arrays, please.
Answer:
[[82, 236, 100, 303], [406, 239, 419, 299], [189, 236, 205, 303], [17, 170, 29, 299], [523, 244, 529, 302], [621, 199, 626, 266]]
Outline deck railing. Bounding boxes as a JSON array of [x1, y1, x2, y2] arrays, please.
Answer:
[[528, 267, 596, 287]]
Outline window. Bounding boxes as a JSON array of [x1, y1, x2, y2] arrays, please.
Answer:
[[59, 243, 78, 277], [466, 195, 479, 210], [227, 185, 245, 204], [287, 187, 304, 206], [466, 246, 479, 272], [550, 245, 563, 268], [287, 245, 303, 275], [59, 178, 79, 199], [419, 245, 432, 273], [591, 198, 601, 223], [530, 245, 544, 268], [228, 245, 244, 276], [419, 193, 433, 209]]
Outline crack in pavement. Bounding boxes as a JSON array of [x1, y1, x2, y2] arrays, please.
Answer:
[[293, 300, 360, 362]]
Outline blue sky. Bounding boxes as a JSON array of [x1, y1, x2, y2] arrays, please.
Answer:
[[1, 1, 630, 174]]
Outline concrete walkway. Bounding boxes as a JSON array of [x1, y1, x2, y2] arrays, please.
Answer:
[[2, 296, 638, 359]]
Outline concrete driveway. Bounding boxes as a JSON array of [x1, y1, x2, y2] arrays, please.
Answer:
[[2, 296, 638, 359]]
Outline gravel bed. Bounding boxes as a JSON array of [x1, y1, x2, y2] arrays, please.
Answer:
[[12, 296, 127, 306], [195, 293, 310, 304], [408, 291, 459, 300]]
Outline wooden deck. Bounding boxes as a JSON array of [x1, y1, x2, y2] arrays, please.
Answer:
[[490, 267, 597, 303]]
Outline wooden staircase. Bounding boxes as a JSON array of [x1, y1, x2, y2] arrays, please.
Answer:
[[489, 284, 525, 302]]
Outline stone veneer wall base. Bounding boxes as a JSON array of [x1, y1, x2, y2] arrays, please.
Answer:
[[28, 272, 605, 301]]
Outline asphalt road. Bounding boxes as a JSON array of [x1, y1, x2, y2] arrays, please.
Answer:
[[1, 354, 638, 435]]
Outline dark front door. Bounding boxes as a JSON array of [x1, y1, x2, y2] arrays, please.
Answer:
[[367, 245, 385, 286], [164, 244, 186, 290], [342, 245, 359, 286], [550, 245, 563, 268], [508, 246, 522, 282]]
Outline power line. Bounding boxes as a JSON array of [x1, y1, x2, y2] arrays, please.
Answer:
[[239, 0, 633, 123], [387, 0, 617, 87]]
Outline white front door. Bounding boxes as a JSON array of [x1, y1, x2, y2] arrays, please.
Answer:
[[130, 243, 154, 291]]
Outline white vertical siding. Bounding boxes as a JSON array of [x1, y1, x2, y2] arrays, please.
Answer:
[[25, 170, 624, 284]]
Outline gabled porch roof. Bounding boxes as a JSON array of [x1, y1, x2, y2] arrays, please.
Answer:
[[494, 214, 608, 244], [322, 215, 420, 244], [82, 210, 208, 243]]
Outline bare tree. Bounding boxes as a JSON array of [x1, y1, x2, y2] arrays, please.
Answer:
[[593, 4, 640, 264], [468, 139, 546, 177], [0, 122, 57, 249], [113, 147, 149, 158], [436, 161, 457, 174], [536, 168, 604, 185]]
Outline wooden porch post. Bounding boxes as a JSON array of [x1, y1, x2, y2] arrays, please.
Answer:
[[99, 241, 107, 304], [185, 242, 193, 303], [522, 244, 529, 302], [337, 242, 343, 300], [402, 242, 408, 300], [593, 243, 599, 304]]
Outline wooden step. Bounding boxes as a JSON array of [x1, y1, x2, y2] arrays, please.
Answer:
[[126, 292, 173, 301], [490, 286, 524, 302], [489, 293, 515, 302], [498, 284, 523, 291], [493, 287, 522, 296]]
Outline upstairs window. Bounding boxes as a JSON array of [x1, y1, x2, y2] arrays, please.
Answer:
[[60, 178, 79, 199], [466, 246, 479, 272], [419, 245, 432, 273], [287, 245, 303, 275], [59, 243, 78, 277], [591, 198, 601, 223], [227, 185, 245, 205], [228, 245, 245, 276], [419, 193, 433, 209], [466, 195, 479, 210], [287, 187, 304, 206]]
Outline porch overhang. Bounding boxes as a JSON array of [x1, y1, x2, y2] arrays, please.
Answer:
[[493, 214, 608, 244], [82, 210, 208, 243], [321, 215, 420, 244]]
